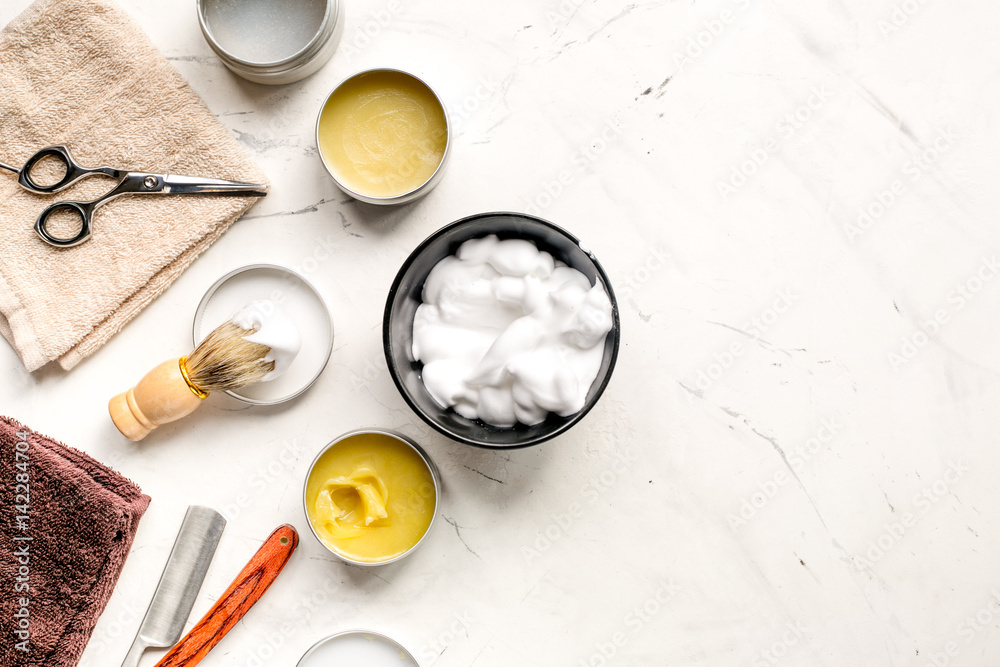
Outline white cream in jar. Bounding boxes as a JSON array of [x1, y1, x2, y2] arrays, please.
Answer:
[[230, 300, 302, 381], [411, 235, 613, 427]]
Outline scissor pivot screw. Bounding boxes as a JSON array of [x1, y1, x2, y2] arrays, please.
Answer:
[[143, 176, 157, 189]]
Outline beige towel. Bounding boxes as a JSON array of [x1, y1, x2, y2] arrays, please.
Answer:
[[0, 0, 268, 371]]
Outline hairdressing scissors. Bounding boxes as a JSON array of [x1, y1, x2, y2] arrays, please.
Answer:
[[0, 145, 267, 248]]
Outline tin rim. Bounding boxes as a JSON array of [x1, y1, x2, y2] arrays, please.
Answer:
[[197, 0, 337, 69], [302, 429, 441, 567], [296, 629, 419, 666], [191, 264, 334, 406], [314, 67, 452, 205]]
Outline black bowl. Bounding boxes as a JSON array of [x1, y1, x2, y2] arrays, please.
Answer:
[[383, 212, 621, 448]]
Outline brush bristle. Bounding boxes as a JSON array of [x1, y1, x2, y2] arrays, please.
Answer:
[[186, 322, 274, 393]]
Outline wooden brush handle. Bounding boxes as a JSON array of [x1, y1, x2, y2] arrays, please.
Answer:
[[109, 358, 205, 441], [154, 525, 299, 667]]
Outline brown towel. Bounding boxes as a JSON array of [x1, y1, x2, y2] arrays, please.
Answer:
[[0, 415, 151, 667], [0, 0, 268, 371]]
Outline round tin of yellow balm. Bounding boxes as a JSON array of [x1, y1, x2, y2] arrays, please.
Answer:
[[316, 68, 450, 205], [304, 430, 439, 565]]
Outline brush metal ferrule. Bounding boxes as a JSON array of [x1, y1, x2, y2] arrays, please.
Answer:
[[178, 357, 210, 399]]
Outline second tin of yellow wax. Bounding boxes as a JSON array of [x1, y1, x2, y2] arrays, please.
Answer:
[[303, 430, 439, 565], [316, 68, 450, 204]]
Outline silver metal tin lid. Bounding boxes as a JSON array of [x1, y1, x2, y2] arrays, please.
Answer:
[[197, 0, 344, 85], [315, 68, 452, 205], [192, 264, 334, 405], [302, 429, 441, 567], [297, 630, 420, 666]]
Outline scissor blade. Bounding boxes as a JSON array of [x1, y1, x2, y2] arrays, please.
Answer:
[[162, 174, 268, 197]]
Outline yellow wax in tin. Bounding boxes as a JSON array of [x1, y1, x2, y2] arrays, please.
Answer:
[[317, 70, 447, 198], [306, 433, 436, 563]]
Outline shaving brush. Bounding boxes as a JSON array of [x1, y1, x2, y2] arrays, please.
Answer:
[[109, 322, 276, 442]]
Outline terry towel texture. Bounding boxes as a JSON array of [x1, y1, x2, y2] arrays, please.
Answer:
[[0, 0, 267, 371], [0, 415, 151, 667]]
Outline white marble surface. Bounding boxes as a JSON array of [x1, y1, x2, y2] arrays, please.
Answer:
[[3, 0, 1000, 665]]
